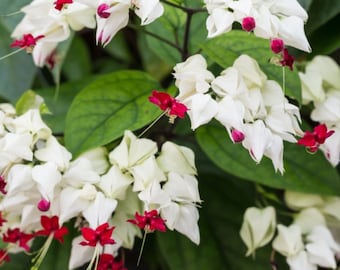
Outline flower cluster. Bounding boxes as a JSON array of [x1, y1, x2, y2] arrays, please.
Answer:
[[299, 56, 340, 166], [0, 102, 201, 269], [240, 190, 340, 270], [173, 54, 303, 173], [11, 0, 164, 66], [204, 0, 311, 53]]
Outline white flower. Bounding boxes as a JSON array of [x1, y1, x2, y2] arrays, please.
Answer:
[[69, 236, 94, 269], [76, 147, 110, 175], [287, 250, 317, 270], [130, 156, 166, 192], [240, 206, 276, 256], [109, 130, 157, 169], [98, 165, 133, 200], [34, 136, 72, 171], [161, 202, 200, 245], [96, 0, 130, 46], [293, 208, 326, 234], [184, 93, 219, 130], [133, 0, 164, 25], [63, 157, 101, 188], [284, 190, 324, 211], [32, 161, 62, 201], [0, 133, 33, 161], [272, 224, 304, 257], [82, 191, 118, 228], [7, 109, 51, 141], [157, 141, 197, 175], [173, 54, 214, 101]]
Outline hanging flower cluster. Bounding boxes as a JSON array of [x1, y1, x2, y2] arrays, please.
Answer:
[[10, 0, 164, 66], [298, 56, 340, 166], [204, 0, 311, 53], [240, 190, 340, 270], [173, 53, 303, 173], [0, 102, 201, 269]]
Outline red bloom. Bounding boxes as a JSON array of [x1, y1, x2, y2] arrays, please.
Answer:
[[297, 124, 334, 153], [36, 215, 68, 243], [80, 223, 116, 247], [242, 17, 256, 32], [2, 228, 34, 251], [0, 249, 10, 264], [280, 48, 294, 70], [10, 34, 44, 50], [0, 176, 6, 195], [128, 210, 166, 233], [231, 129, 245, 143], [54, 0, 73, 10], [148, 90, 188, 119], [97, 254, 127, 270]]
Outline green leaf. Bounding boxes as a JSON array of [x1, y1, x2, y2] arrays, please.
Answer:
[[305, 0, 340, 34], [307, 15, 340, 56], [0, 0, 30, 32], [62, 35, 91, 81], [36, 77, 95, 133], [144, 4, 207, 65], [15, 89, 50, 115], [0, 22, 36, 102], [201, 31, 302, 104], [196, 123, 340, 196], [64, 70, 161, 156]]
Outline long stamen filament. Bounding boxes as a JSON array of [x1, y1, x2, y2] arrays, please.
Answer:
[[0, 48, 25, 61], [138, 110, 168, 138], [137, 230, 148, 266]]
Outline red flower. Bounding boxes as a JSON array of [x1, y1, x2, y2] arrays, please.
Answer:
[[280, 48, 294, 70], [97, 254, 127, 270], [2, 228, 34, 251], [80, 223, 116, 247], [0, 176, 6, 195], [0, 249, 10, 264], [148, 90, 188, 119], [10, 34, 44, 50], [242, 17, 256, 32], [36, 215, 68, 243], [297, 124, 335, 153], [128, 210, 166, 233], [54, 0, 73, 10]]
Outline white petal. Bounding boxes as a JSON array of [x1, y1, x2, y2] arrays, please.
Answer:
[[185, 93, 218, 130], [157, 141, 197, 175], [279, 16, 311, 52]]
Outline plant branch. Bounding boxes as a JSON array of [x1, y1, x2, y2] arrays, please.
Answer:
[[161, 0, 206, 13], [127, 23, 182, 54], [182, 10, 193, 61]]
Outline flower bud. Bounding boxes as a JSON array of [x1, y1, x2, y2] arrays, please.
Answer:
[[231, 129, 245, 143], [37, 198, 50, 212], [270, 38, 284, 54], [240, 206, 276, 256], [97, 4, 110, 18], [242, 17, 256, 32]]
